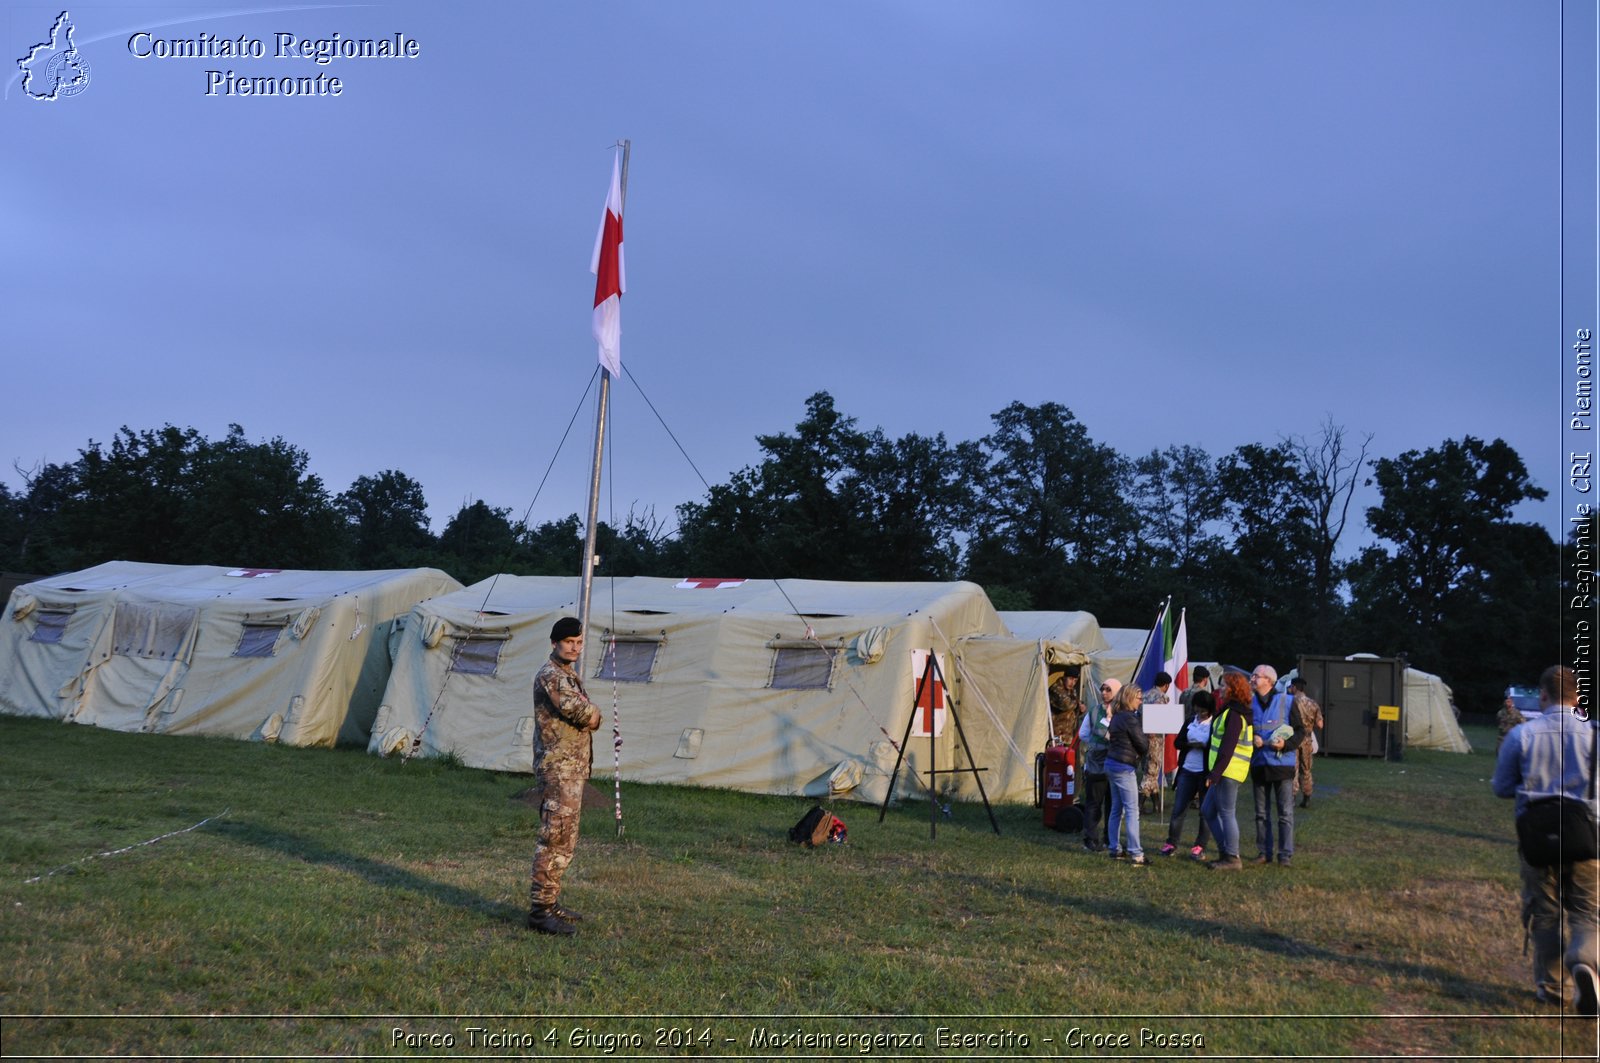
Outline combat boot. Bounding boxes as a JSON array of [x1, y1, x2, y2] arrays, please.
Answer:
[[527, 905, 577, 936], [552, 902, 584, 923]]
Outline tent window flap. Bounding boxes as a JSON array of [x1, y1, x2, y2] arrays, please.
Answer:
[[30, 609, 72, 645], [112, 602, 197, 661], [234, 620, 288, 658], [770, 645, 836, 690], [449, 637, 505, 676], [596, 636, 662, 683]]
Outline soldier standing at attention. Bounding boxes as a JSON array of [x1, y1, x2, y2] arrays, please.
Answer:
[[528, 616, 602, 936]]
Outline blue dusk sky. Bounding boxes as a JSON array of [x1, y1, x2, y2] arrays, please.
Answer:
[[2, 1, 1589, 559]]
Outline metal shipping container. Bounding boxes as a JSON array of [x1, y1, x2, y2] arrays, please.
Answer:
[[1296, 654, 1405, 760]]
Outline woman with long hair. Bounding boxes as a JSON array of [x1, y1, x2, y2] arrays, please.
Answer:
[[1105, 682, 1150, 866], [1200, 672, 1255, 871]]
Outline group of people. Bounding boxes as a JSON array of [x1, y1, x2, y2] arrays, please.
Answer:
[[1051, 659, 1597, 1014], [524, 614, 1597, 1018], [1049, 663, 1324, 871]]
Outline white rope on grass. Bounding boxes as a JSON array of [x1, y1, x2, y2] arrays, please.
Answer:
[[24, 809, 230, 884]]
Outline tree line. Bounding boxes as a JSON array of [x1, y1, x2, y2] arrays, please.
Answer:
[[0, 396, 1567, 716]]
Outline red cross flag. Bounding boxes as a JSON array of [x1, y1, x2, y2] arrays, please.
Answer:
[[591, 151, 625, 378]]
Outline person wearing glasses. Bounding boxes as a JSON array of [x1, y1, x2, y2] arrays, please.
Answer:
[[1249, 664, 1303, 867]]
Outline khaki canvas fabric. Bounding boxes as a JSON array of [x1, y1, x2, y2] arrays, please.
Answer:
[[1, 561, 460, 747], [372, 576, 1096, 804], [1402, 666, 1471, 754]]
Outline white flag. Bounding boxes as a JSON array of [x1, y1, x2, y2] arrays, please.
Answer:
[[590, 152, 625, 377]]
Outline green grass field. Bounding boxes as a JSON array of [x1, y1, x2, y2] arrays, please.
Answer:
[[0, 716, 1595, 1061]]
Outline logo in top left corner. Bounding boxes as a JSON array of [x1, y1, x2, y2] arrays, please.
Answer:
[[18, 10, 91, 101]]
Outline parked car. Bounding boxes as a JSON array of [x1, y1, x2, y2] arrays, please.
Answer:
[[1505, 684, 1540, 715]]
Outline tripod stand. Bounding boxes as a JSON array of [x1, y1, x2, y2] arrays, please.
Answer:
[[877, 648, 1000, 838]]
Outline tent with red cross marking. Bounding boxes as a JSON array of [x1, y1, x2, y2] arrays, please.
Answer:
[[370, 575, 1099, 805]]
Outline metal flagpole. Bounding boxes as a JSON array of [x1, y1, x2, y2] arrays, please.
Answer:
[[578, 139, 629, 837]]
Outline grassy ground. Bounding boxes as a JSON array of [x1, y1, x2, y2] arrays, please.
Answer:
[[0, 716, 1596, 1061]]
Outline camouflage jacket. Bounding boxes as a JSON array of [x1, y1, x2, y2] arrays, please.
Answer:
[[1293, 692, 1324, 732], [533, 653, 601, 781], [1496, 703, 1528, 743], [1048, 682, 1083, 743]]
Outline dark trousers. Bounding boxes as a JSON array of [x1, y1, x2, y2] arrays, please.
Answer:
[[1166, 768, 1212, 848], [1080, 771, 1110, 847]]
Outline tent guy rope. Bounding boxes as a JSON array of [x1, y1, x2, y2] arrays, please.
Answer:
[[24, 809, 230, 884]]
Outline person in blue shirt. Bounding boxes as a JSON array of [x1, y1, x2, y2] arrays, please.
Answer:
[[1492, 665, 1598, 1013]]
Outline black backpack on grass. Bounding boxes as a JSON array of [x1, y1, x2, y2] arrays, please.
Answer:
[[788, 805, 844, 847]]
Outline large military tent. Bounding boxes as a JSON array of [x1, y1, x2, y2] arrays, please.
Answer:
[[1092, 626, 1150, 687], [1403, 665, 1471, 753], [0, 561, 460, 747], [370, 576, 1096, 804]]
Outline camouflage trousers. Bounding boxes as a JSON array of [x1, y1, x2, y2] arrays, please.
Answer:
[[529, 774, 586, 909], [1140, 737, 1172, 797], [1295, 745, 1315, 798]]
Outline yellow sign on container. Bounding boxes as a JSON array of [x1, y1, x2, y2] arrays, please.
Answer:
[[1377, 704, 1400, 722]]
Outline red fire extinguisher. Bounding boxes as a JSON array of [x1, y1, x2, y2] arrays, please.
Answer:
[[1037, 739, 1082, 832]]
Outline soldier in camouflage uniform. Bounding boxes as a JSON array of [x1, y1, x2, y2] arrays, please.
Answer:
[[1289, 677, 1324, 807], [1048, 668, 1084, 746], [1496, 694, 1527, 752], [1139, 672, 1173, 813], [528, 617, 602, 936]]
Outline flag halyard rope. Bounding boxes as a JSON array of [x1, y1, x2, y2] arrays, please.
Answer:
[[401, 370, 600, 765]]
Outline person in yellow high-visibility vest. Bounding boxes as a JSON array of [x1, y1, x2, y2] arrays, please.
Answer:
[[1200, 671, 1254, 871]]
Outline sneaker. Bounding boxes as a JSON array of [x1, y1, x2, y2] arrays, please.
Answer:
[[1128, 854, 1149, 866], [1574, 963, 1599, 1017], [1535, 986, 1566, 1007], [1189, 845, 1206, 859], [1107, 849, 1123, 860], [1159, 843, 1177, 856], [1208, 855, 1243, 871], [1250, 854, 1271, 865], [1277, 856, 1293, 868]]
